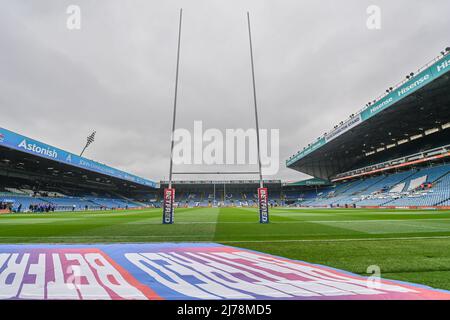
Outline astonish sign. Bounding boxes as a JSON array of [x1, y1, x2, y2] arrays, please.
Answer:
[[0, 243, 449, 300], [18, 139, 58, 159]]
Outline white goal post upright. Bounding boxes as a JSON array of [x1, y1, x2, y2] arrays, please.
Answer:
[[163, 8, 182, 225], [247, 12, 269, 224], [163, 10, 269, 224]]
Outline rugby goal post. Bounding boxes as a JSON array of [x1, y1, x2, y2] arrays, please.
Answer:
[[163, 10, 269, 224]]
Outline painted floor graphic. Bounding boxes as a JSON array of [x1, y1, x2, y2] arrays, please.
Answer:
[[0, 243, 449, 300]]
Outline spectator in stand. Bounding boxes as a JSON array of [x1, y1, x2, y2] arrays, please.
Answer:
[[0, 202, 10, 211]]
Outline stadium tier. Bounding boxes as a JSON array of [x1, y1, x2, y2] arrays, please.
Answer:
[[291, 163, 450, 208], [286, 53, 450, 209], [0, 127, 158, 212], [159, 180, 284, 207]]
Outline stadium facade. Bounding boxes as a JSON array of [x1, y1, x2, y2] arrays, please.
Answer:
[[0, 127, 158, 213], [286, 50, 450, 209]]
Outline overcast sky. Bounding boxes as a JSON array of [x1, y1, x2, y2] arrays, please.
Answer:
[[1, 0, 449, 183]]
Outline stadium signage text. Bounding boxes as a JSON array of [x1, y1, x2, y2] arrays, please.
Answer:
[[0, 250, 150, 300], [437, 57, 450, 73], [366, 97, 394, 116], [258, 187, 269, 223], [1, 243, 450, 300], [18, 139, 58, 159], [397, 73, 431, 97], [288, 138, 326, 164], [325, 115, 362, 142], [361, 66, 436, 121], [163, 188, 175, 224]]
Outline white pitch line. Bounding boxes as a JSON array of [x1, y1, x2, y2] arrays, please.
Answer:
[[0, 234, 216, 238], [272, 209, 447, 214], [1, 235, 450, 244], [2, 217, 450, 226], [124, 218, 450, 225], [220, 235, 450, 243], [311, 218, 450, 224], [381, 220, 450, 231]]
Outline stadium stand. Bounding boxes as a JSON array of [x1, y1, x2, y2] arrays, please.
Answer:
[[286, 51, 450, 209], [291, 163, 450, 208], [0, 186, 151, 212], [2, 52, 450, 212], [0, 127, 159, 213]]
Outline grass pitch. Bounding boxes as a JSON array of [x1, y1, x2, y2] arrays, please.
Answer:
[[1, 207, 450, 291]]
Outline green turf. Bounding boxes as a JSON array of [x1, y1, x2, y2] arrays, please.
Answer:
[[1, 207, 450, 290]]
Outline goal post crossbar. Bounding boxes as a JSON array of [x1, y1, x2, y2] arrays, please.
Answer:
[[172, 171, 261, 175]]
